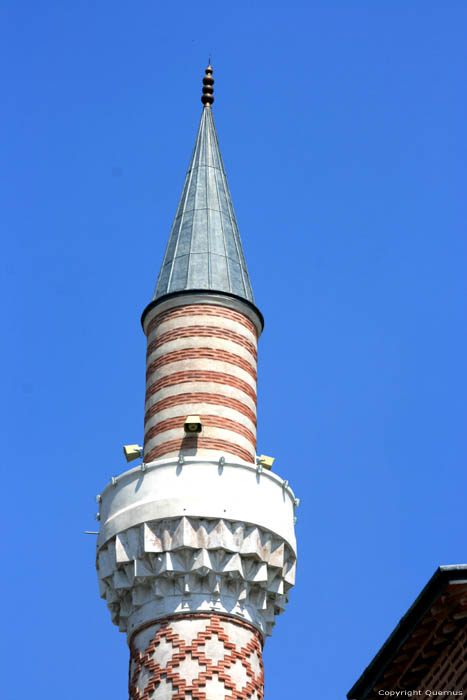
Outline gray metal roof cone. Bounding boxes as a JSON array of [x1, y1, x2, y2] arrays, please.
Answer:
[[153, 104, 254, 303]]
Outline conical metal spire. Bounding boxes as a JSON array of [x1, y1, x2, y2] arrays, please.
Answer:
[[152, 67, 254, 303]]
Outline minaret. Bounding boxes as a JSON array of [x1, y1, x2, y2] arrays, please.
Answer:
[[96, 66, 298, 700]]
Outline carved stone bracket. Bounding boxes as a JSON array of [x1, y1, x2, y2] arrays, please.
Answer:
[[97, 516, 296, 638]]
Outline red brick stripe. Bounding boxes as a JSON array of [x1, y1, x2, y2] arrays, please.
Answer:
[[146, 347, 257, 381], [145, 392, 257, 426], [146, 325, 257, 359], [145, 370, 257, 404], [145, 437, 254, 463], [146, 304, 258, 338], [144, 415, 256, 447]]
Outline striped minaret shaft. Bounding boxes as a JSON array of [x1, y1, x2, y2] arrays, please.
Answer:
[[95, 66, 297, 700], [143, 299, 259, 465], [141, 63, 263, 467]]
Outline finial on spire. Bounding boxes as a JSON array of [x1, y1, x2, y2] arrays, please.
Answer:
[[201, 65, 214, 106]]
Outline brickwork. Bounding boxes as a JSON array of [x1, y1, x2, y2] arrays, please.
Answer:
[[146, 306, 258, 339], [147, 326, 258, 360], [145, 394, 257, 428], [146, 348, 257, 381], [419, 622, 467, 691], [145, 437, 254, 464], [143, 302, 258, 463], [361, 581, 467, 698], [145, 371, 257, 404], [129, 613, 264, 700], [144, 416, 256, 448]]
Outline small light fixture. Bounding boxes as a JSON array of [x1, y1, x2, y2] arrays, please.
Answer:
[[256, 454, 275, 470], [123, 444, 143, 462], [184, 415, 202, 434]]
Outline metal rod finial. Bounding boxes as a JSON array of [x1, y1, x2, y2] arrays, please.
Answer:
[[201, 64, 214, 106]]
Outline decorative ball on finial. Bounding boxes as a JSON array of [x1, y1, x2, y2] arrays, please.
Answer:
[[201, 65, 214, 106]]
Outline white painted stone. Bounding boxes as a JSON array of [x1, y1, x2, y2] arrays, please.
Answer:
[[98, 517, 295, 635], [98, 457, 296, 550], [132, 623, 159, 652], [153, 637, 174, 670], [203, 635, 228, 665], [174, 654, 201, 686], [116, 529, 141, 563], [149, 676, 173, 700], [226, 621, 252, 648], [228, 658, 249, 689], [169, 617, 210, 645], [202, 675, 230, 699], [97, 475, 295, 633], [246, 648, 262, 678], [135, 664, 152, 696]]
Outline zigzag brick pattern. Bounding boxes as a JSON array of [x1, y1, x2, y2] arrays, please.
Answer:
[[143, 303, 258, 462], [129, 614, 264, 700]]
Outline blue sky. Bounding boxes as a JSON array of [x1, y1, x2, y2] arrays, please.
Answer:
[[3, 1, 466, 698]]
